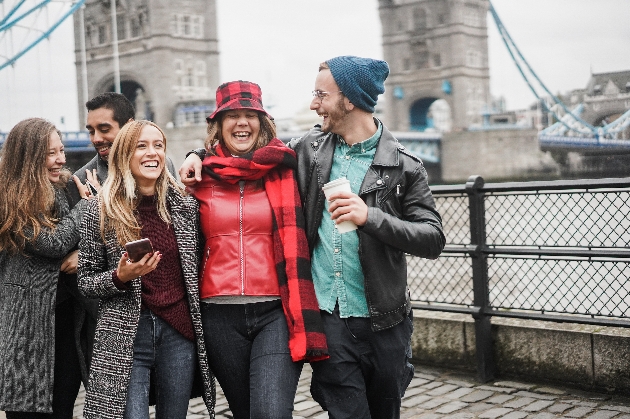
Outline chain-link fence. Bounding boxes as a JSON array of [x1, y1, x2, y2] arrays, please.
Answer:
[[409, 176, 630, 380]]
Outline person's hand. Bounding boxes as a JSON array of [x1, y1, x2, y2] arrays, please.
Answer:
[[85, 169, 101, 193], [179, 153, 203, 187], [60, 250, 79, 274], [327, 191, 368, 226], [116, 251, 162, 283], [73, 175, 92, 199]]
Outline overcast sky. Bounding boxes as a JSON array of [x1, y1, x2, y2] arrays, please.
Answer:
[[1, 0, 629, 132]]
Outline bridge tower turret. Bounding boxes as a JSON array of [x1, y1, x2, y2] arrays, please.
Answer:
[[378, 0, 490, 132], [73, 0, 219, 129]]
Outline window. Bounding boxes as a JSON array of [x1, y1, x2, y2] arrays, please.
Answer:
[[175, 104, 215, 127], [98, 25, 107, 45], [412, 43, 430, 69], [173, 57, 211, 101], [172, 14, 204, 38], [195, 61, 207, 89], [192, 16, 203, 37], [131, 17, 141, 38], [433, 54, 441, 67], [415, 51, 429, 69], [183, 16, 191, 36], [117, 15, 126, 40], [139, 12, 147, 35], [194, 61, 206, 74], [185, 69, 194, 87], [403, 57, 411, 71], [86, 25, 94, 47], [413, 8, 427, 32]]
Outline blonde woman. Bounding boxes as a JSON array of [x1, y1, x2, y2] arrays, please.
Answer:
[[78, 120, 214, 419], [0, 118, 92, 418]]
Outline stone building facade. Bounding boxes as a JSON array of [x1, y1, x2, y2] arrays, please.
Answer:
[[580, 70, 630, 127], [72, 0, 219, 129], [378, 0, 490, 132]]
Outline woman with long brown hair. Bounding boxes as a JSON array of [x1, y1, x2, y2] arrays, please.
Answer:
[[0, 118, 92, 418], [78, 120, 214, 419]]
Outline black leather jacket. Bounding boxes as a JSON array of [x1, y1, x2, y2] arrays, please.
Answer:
[[288, 122, 445, 331]]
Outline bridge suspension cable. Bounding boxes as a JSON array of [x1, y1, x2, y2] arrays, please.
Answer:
[[488, 1, 603, 137], [0, 0, 85, 72]]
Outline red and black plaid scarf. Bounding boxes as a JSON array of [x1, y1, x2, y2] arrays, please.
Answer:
[[202, 138, 328, 362]]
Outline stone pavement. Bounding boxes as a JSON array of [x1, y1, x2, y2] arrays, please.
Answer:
[[3, 363, 630, 419]]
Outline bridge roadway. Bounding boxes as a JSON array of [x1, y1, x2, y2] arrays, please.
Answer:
[[55, 363, 630, 419]]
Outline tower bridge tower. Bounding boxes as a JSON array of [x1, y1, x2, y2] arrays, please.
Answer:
[[378, 0, 490, 132], [73, 0, 219, 129]]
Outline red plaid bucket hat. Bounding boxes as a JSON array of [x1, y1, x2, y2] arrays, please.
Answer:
[[207, 80, 270, 122]]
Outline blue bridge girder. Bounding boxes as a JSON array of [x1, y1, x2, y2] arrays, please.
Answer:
[[0, 130, 93, 152]]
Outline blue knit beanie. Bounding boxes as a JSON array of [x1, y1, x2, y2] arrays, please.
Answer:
[[326, 56, 389, 113]]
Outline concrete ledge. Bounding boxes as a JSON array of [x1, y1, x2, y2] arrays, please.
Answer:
[[410, 309, 630, 392]]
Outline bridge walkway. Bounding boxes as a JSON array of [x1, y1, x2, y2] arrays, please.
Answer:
[[56, 363, 630, 419]]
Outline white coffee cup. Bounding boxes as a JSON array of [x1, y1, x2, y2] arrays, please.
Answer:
[[322, 177, 358, 234]]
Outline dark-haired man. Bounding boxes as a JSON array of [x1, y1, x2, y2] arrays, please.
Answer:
[[63, 92, 175, 388], [67, 92, 175, 204]]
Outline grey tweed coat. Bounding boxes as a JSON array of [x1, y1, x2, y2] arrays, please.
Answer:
[[0, 189, 88, 413], [78, 186, 215, 419]]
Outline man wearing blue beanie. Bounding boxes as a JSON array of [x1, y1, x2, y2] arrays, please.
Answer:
[[294, 56, 444, 418], [178, 56, 445, 418]]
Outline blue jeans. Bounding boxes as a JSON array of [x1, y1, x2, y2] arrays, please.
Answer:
[[123, 310, 196, 419], [200, 300, 302, 419], [310, 306, 414, 419]]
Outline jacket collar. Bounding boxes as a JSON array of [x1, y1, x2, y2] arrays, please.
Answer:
[[313, 118, 400, 196], [371, 120, 400, 168], [362, 119, 400, 195]]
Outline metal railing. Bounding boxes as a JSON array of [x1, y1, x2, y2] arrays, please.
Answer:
[[409, 175, 630, 381]]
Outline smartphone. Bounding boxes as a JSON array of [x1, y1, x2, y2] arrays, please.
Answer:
[[124, 238, 154, 262], [86, 180, 98, 195]]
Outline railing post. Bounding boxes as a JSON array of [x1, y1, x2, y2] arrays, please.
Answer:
[[466, 175, 495, 382]]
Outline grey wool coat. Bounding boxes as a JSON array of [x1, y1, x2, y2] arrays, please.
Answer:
[[0, 189, 88, 413], [78, 186, 215, 419]]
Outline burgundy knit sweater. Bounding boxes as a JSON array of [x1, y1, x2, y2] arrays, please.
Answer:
[[114, 195, 194, 341]]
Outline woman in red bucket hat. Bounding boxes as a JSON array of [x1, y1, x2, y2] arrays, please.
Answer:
[[187, 80, 328, 419]]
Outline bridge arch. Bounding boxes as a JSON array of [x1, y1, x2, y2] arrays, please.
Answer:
[[409, 97, 452, 132], [589, 106, 630, 127], [94, 72, 152, 120]]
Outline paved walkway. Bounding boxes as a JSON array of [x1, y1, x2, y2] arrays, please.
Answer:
[[3, 363, 630, 419]]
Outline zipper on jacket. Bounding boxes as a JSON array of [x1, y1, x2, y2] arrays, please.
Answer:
[[239, 181, 245, 294], [379, 183, 401, 204], [201, 247, 210, 277]]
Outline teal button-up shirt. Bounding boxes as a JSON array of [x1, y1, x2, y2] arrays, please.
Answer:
[[311, 122, 383, 318]]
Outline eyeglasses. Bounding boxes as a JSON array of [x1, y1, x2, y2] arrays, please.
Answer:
[[312, 90, 342, 100]]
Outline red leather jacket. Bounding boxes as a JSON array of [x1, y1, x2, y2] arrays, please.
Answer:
[[193, 178, 280, 299]]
